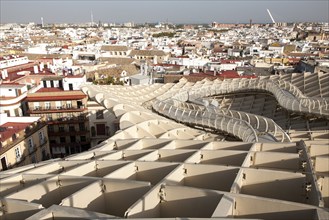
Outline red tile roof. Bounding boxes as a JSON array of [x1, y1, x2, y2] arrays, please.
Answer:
[[221, 70, 256, 78], [190, 70, 256, 79], [26, 90, 87, 101], [36, 87, 64, 92], [25, 95, 86, 101], [0, 82, 22, 86], [0, 122, 32, 142], [4, 66, 55, 82]]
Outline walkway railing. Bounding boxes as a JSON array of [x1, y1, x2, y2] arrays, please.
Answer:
[[153, 99, 259, 143]]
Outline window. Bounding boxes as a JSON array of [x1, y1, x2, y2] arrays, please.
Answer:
[[56, 113, 63, 119], [12, 133, 17, 141], [59, 126, 65, 132], [78, 114, 84, 120], [66, 101, 72, 108], [48, 125, 54, 132], [96, 110, 104, 119], [69, 125, 75, 132], [4, 110, 9, 116], [28, 138, 34, 153], [1, 156, 8, 170], [31, 154, 36, 163], [46, 113, 52, 121], [70, 136, 76, 143], [39, 131, 44, 143], [33, 102, 40, 110], [80, 136, 86, 142], [45, 102, 51, 110], [60, 137, 66, 143], [42, 149, 47, 161], [77, 101, 83, 109], [15, 147, 21, 162], [96, 124, 106, 136], [91, 126, 96, 137], [79, 123, 85, 131], [67, 112, 73, 119], [56, 101, 62, 109]]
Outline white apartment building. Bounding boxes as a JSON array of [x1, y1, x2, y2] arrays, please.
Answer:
[[0, 83, 29, 116], [0, 55, 29, 69]]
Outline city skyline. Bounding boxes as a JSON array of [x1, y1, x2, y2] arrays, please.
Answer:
[[0, 0, 328, 24]]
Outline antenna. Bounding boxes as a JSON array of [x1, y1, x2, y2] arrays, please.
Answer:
[[91, 11, 94, 27], [267, 9, 276, 24], [41, 17, 44, 27]]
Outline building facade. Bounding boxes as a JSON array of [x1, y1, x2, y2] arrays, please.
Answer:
[[87, 100, 117, 147], [25, 76, 90, 158], [0, 83, 28, 117], [0, 114, 50, 170]]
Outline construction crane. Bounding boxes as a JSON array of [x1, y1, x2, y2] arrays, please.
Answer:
[[267, 9, 276, 24]]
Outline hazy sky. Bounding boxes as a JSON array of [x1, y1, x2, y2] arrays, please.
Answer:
[[1, 0, 328, 24]]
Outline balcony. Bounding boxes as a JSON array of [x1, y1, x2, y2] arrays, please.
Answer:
[[48, 128, 89, 136], [50, 141, 90, 148], [28, 105, 87, 114], [47, 115, 89, 124]]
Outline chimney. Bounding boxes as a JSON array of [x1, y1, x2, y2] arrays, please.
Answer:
[[153, 55, 158, 65], [1, 70, 6, 79], [33, 65, 39, 74], [48, 64, 54, 73], [40, 62, 44, 71], [4, 69, 8, 78]]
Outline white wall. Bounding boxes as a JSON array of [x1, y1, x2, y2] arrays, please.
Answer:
[[0, 113, 40, 126], [63, 76, 86, 91], [0, 57, 28, 69], [0, 87, 18, 97]]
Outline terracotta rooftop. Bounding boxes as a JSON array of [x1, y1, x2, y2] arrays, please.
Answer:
[[98, 57, 135, 65], [0, 122, 32, 142], [130, 50, 166, 57], [4, 66, 55, 82], [36, 87, 64, 93], [26, 90, 87, 101], [190, 70, 256, 79], [20, 53, 72, 61], [101, 45, 130, 52]]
